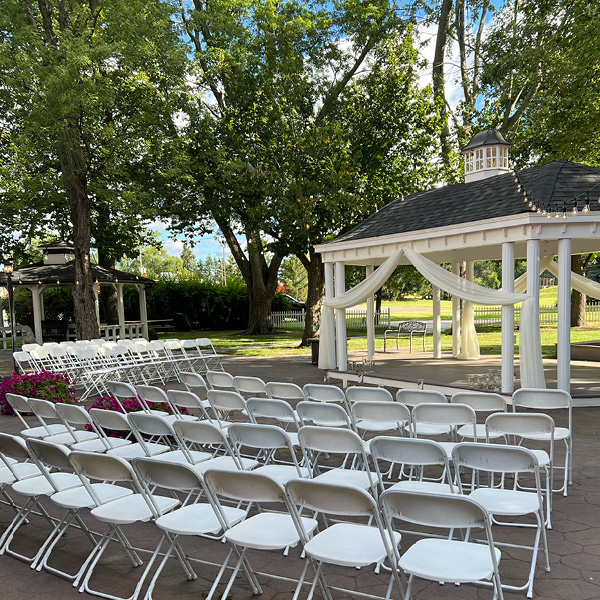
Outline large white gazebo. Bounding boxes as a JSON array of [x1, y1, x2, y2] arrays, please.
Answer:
[[315, 131, 600, 395], [0, 241, 153, 343]]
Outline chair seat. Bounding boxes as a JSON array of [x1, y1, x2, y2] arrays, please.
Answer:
[[190, 455, 259, 474], [409, 423, 452, 436], [436, 441, 458, 457], [356, 420, 406, 433], [21, 424, 69, 439], [156, 504, 246, 536], [71, 438, 132, 453], [51, 483, 133, 509], [305, 522, 400, 567], [151, 449, 212, 465], [107, 442, 169, 460], [253, 464, 310, 484], [389, 480, 455, 495], [12, 472, 82, 497], [0, 463, 41, 484], [91, 494, 179, 524], [313, 469, 376, 491], [457, 424, 502, 440], [530, 449, 551, 467], [522, 427, 570, 442], [42, 430, 98, 446], [226, 512, 317, 551], [399, 538, 500, 583], [469, 487, 541, 516]]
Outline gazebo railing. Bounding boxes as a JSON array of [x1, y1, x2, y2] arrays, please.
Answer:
[[67, 322, 144, 341], [270, 308, 391, 329], [474, 302, 600, 325], [0, 326, 25, 350]]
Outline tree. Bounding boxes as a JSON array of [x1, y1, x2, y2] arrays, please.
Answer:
[[0, 0, 187, 338], [168, 0, 436, 336]]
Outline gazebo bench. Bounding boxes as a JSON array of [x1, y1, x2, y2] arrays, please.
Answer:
[[383, 321, 427, 353]]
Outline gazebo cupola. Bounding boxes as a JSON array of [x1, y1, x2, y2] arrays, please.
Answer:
[[40, 240, 75, 265], [462, 129, 511, 183]]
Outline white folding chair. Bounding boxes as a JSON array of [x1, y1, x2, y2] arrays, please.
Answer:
[[167, 388, 213, 421], [13, 351, 34, 375], [351, 401, 410, 437], [227, 423, 310, 484], [4, 393, 68, 439], [179, 371, 210, 399], [206, 389, 250, 427], [298, 426, 377, 494], [512, 388, 572, 494], [266, 381, 304, 404], [204, 469, 318, 599], [396, 388, 448, 407], [132, 458, 246, 600], [206, 370, 236, 391], [68, 451, 180, 600], [303, 383, 351, 414], [196, 337, 225, 371], [453, 442, 550, 598], [136, 384, 197, 422], [297, 400, 352, 429], [286, 479, 402, 600], [346, 386, 394, 403], [370, 436, 454, 496], [179, 339, 205, 373], [380, 489, 503, 600], [26, 438, 133, 580], [233, 375, 268, 397], [451, 391, 507, 440]]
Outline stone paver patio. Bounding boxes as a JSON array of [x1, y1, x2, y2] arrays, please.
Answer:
[[0, 354, 598, 600]]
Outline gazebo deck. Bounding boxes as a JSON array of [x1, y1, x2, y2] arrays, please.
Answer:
[[330, 349, 600, 405]]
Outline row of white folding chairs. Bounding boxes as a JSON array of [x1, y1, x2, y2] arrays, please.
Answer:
[[1, 422, 554, 599]]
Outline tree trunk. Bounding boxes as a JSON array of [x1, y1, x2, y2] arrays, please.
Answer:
[[98, 251, 119, 324], [299, 250, 324, 346], [57, 123, 99, 340], [571, 255, 586, 326]]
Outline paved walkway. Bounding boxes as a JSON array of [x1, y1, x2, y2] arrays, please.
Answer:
[[0, 354, 598, 599]]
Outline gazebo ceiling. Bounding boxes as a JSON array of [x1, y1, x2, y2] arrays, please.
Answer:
[[316, 160, 600, 265], [0, 260, 155, 287]]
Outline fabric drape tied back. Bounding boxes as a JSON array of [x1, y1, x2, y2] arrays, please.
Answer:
[[318, 246, 546, 389]]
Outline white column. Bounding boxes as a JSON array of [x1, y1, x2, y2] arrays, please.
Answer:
[[138, 285, 149, 340], [324, 262, 336, 368], [452, 261, 461, 357], [93, 284, 101, 326], [501, 242, 515, 393], [557, 239, 572, 392], [335, 261, 347, 371], [366, 265, 375, 360], [432, 285, 441, 358], [526, 239, 541, 387], [116, 284, 126, 339], [30, 286, 43, 344]]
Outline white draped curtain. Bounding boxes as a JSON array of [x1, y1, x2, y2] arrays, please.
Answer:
[[318, 246, 546, 389]]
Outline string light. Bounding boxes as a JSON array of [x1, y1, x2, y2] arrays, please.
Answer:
[[562, 203, 568, 220], [583, 192, 591, 213], [555, 204, 561, 219]]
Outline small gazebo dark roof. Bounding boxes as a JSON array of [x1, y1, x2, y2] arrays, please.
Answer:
[[462, 129, 511, 151], [0, 261, 155, 287], [334, 161, 600, 244]]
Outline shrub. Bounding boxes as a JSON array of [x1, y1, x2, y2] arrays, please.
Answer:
[[0, 371, 77, 416]]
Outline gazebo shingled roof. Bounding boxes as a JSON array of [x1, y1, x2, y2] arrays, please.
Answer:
[[334, 161, 600, 244]]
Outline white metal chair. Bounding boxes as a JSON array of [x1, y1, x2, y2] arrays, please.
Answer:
[[68, 451, 181, 600], [206, 369, 236, 391], [453, 442, 550, 598], [204, 469, 319, 599], [396, 388, 448, 407], [266, 380, 304, 403], [370, 436, 455, 496], [179, 371, 210, 400], [346, 386, 394, 403], [167, 388, 213, 421], [512, 388, 572, 494], [297, 400, 352, 429], [131, 458, 246, 600], [380, 489, 503, 600], [227, 423, 310, 484], [13, 351, 34, 375], [303, 383, 351, 413], [195, 337, 225, 371], [136, 384, 197, 422], [286, 479, 402, 600], [4, 393, 69, 439], [233, 375, 268, 397], [451, 391, 507, 440], [206, 389, 250, 427], [351, 400, 410, 437]]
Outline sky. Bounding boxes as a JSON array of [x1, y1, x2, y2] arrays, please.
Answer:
[[154, 3, 499, 261]]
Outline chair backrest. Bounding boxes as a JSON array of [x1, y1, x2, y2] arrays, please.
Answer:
[[206, 370, 235, 390], [30, 346, 51, 360], [179, 372, 209, 394], [380, 489, 488, 530], [370, 436, 449, 468], [412, 403, 477, 431], [5, 392, 32, 415], [396, 389, 447, 407], [303, 383, 346, 403], [136, 385, 171, 408], [351, 401, 410, 425], [450, 391, 507, 413], [195, 338, 217, 352], [452, 442, 539, 475], [0, 432, 32, 462], [486, 412, 554, 439], [233, 375, 267, 396], [13, 351, 33, 373], [266, 381, 304, 402], [127, 411, 174, 438], [167, 389, 208, 413], [55, 402, 93, 428], [296, 400, 351, 428], [246, 397, 299, 426], [173, 419, 230, 447], [207, 389, 247, 413], [204, 469, 285, 504], [26, 437, 73, 471], [227, 422, 293, 451], [90, 408, 131, 432], [22, 343, 40, 352], [513, 388, 571, 411], [28, 397, 60, 421], [134, 457, 204, 492], [106, 380, 137, 399], [286, 479, 377, 517], [298, 425, 363, 455], [69, 451, 137, 484], [346, 386, 393, 403]]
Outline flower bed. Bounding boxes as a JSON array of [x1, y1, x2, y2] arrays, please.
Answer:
[[0, 371, 76, 415]]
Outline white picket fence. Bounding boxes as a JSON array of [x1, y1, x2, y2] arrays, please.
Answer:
[[271, 308, 391, 329], [474, 302, 600, 325]]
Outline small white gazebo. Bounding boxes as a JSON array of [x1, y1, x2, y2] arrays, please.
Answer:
[[1, 241, 154, 343], [315, 130, 600, 395]]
